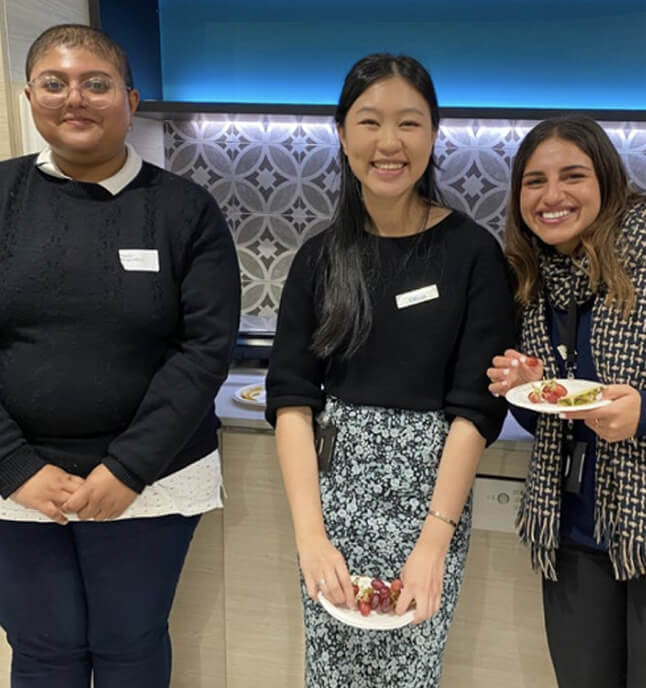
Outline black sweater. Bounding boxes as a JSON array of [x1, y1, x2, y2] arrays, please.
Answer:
[[266, 212, 515, 445], [0, 155, 240, 497]]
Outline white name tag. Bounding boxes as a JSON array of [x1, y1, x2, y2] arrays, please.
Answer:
[[119, 249, 159, 272], [395, 284, 439, 309]]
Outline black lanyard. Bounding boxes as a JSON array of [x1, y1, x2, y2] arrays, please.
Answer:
[[549, 290, 587, 493], [552, 292, 578, 378]]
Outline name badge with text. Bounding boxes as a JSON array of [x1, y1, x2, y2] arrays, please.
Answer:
[[119, 249, 160, 272], [395, 284, 439, 309]]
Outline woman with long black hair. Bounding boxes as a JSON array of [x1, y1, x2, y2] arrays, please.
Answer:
[[266, 53, 515, 686]]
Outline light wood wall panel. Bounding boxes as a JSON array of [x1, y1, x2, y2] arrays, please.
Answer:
[[5, 0, 89, 82], [3, 0, 89, 155], [0, 7, 14, 161], [0, 631, 8, 688]]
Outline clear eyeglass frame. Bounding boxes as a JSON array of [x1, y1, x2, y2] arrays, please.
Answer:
[[26, 75, 131, 110]]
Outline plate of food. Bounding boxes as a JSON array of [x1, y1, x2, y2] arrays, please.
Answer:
[[506, 378, 610, 414], [318, 575, 415, 630], [233, 382, 266, 409]]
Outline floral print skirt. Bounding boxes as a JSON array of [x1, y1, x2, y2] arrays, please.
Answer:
[[303, 396, 472, 688]]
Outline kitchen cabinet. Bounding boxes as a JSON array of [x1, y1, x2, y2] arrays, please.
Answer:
[[219, 427, 555, 688], [170, 508, 226, 688], [221, 429, 304, 687], [0, 383, 554, 688], [443, 530, 556, 687]]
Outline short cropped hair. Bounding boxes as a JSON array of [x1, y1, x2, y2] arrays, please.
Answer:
[[26, 24, 133, 88]]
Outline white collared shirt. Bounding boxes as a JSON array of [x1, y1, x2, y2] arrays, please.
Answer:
[[35, 143, 143, 195]]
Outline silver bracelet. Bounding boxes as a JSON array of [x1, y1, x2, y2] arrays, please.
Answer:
[[428, 509, 458, 529]]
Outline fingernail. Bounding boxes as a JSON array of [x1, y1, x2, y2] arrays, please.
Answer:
[[511, 359, 519, 368], [503, 368, 510, 376], [493, 393, 500, 398], [519, 355, 527, 363], [502, 380, 509, 387]]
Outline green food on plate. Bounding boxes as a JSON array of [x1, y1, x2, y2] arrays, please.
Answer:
[[557, 386, 604, 406]]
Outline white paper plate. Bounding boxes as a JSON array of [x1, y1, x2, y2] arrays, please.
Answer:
[[232, 383, 266, 409], [505, 379, 611, 414], [318, 592, 415, 630]]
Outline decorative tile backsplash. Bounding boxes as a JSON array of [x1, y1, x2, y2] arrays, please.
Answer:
[[164, 116, 646, 316]]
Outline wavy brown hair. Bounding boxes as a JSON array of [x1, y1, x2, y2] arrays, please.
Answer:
[[505, 116, 640, 318]]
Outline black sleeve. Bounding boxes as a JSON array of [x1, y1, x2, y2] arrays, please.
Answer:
[[103, 198, 241, 491], [265, 238, 326, 427], [444, 233, 516, 445], [0, 414, 46, 498], [509, 405, 538, 435]]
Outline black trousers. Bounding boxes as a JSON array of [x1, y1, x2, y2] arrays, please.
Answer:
[[542, 539, 646, 688]]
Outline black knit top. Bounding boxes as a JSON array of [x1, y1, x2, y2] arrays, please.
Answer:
[[266, 211, 514, 445], [0, 155, 240, 497]]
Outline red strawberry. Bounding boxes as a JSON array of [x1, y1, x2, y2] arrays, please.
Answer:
[[542, 391, 560, 404], [553, 382, 567, 398], [539, 380, 567, 404], [528, 390, 541, 404], [358, 600, 371, 616]]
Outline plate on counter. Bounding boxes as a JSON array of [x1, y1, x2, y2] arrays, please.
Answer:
[[318, 592, 414, 631], [233, 382, 266, 409], [505, 379, 610, 414]]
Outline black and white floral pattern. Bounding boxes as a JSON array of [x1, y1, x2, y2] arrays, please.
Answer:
[[302, 397, 472, 687], [165, 117, 646, 317]]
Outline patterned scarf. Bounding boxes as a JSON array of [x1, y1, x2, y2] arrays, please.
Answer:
[[516, 199, 646, 581]]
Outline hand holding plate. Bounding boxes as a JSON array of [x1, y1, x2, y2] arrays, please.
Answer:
[[559, 384, 641, 442]]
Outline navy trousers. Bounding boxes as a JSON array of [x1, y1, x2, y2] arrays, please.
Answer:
[[0, 514, 200, 688]]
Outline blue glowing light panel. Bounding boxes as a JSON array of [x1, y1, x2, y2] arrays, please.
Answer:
[[157, 0, 646, 110]]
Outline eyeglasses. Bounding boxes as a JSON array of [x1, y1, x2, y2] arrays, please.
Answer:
[[27, 75, 130, 110]]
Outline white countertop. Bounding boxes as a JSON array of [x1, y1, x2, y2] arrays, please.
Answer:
[[215, 368, 534, 445], [215, 370, 269, 430]]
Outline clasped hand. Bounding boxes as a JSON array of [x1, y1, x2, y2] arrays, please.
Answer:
[[487, 349, 642, 442], [11, 464, 137, 524]]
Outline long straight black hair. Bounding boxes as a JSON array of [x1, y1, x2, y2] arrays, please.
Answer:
[[311, 53, 443, 360]]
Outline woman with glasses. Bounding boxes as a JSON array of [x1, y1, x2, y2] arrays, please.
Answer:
[[0, 24, 240, 688]]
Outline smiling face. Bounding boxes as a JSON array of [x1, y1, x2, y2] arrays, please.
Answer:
[[26, 44, 139, 173], [520, 137, 602, 254], [337, 75, 435, 207]]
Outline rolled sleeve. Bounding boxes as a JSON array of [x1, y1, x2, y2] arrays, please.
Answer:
[[265, 239, 325, 427], [444, 234, 516, 445]]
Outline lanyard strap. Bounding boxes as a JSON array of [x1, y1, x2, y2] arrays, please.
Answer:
[[550, 290, 586, 494], [551, 292, 578, 378]]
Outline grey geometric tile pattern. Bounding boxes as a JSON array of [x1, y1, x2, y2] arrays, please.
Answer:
[[164, 116, 646, 316]]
